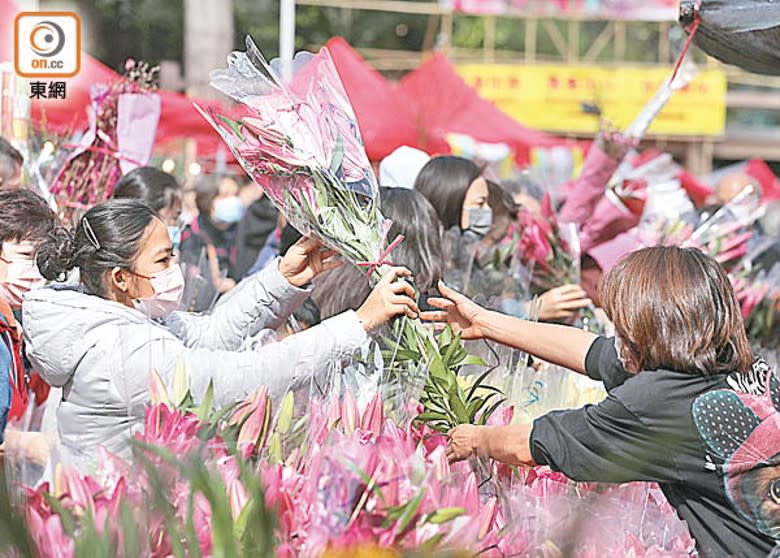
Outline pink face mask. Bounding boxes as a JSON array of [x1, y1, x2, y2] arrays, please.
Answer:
[[132, 264, 185, 319], [0, 250, 46, 309]]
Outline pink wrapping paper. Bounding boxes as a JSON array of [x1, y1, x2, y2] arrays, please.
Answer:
[[580, 189, 641, 253], [588, 228, 642, 274], [559, 143, 621, 226], [116, 93, 161, 174]]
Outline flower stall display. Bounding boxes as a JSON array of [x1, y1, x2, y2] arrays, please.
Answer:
[[1, 373, 694, 557]]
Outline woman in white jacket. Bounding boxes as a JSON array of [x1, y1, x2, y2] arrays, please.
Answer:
[[24, 200, 418, 468]]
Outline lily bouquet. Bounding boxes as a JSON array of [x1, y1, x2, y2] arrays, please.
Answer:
[[681, 185, 763, 270], [198, 38, 388, 275], [198, 38, 443, 412], [636, 185, 763, 273], [731, 263, 780, 348], [514, 194, 601, 332], [515, 193, 579, 296]]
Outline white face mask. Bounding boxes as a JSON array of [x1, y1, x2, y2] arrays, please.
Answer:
[[132, 264, 185, 319], [0, 244, 46, 308], [213, 196, 245, 224]]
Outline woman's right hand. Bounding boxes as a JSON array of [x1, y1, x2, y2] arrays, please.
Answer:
[[421, 281, 490, 340], [356, 267, 420, 332], [535, 284, 592, 321]]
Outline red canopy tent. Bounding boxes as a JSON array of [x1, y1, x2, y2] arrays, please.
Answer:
[[24, 51, 232, 158], [324, 37, 418, 161], [0, 0, 230, 160], [28, 53, 118, 132], [399, 53, 570, 164]]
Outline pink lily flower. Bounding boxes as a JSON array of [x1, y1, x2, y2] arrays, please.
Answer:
[[327, 394, 342, 429], [216, 455, 248, 519], [231, 387, 272, 455], [341, 391, 358, 435], [360, 393, 385, 436]]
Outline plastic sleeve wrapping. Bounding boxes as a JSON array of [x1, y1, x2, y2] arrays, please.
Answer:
[[559, 143, 621, 227]]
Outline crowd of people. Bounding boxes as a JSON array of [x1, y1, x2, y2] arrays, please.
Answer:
[[2, 118, 780, 555]]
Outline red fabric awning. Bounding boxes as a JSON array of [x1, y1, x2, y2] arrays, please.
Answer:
[[23, 50, 234, 158], [398, 53, 570, 164], [325, 37, 419, 161]]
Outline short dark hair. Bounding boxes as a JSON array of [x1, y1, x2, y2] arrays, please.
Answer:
[[414, 156, 483, 231], [483, 180, 517, 245], [112, 167, 182, 213], [600, 246, 753, 376], [37, 200, 157, 296], [0, 189, 59, 249], [503, 174, 544, 202], [0, 137, 23, 183]]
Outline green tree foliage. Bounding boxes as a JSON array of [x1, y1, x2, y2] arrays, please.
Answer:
[[43, 0, 677, 73], [41, 0, 184, 71]]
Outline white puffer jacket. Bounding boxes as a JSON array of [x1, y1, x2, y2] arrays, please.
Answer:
[[22, 262, 367, 469]]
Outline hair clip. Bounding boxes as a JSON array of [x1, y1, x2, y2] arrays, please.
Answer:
[[82, 218, 101, 251]]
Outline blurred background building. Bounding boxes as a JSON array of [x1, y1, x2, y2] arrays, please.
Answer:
[[26, 0, 780, 175]]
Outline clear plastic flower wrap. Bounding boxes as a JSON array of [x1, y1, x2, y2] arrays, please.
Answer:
[[199, 37, 439, 414], [198, 37, 387, 273]]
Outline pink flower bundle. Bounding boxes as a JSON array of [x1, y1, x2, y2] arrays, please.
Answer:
[[680, 185, 765, 270], [48, 59, 161, 224], [198, 37, 389, 274], [731, 263, 780, 347], [11, 384, 695, 557], [515, 193, 580, 296], [199, 37, 437, 395]]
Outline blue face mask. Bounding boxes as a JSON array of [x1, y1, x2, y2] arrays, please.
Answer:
[[167, 226, 182, 252], [213, 196, 245, 225]]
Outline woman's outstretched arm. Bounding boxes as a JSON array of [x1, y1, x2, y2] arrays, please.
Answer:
[[478, 311, 597, 374], [423, 281, 598, 374]]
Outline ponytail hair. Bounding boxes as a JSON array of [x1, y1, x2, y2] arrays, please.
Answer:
[[37, 200, 157, 296]]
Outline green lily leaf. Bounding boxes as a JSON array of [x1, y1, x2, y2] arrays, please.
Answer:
[[218, 115, 245, 142], [394, 490, 425, 534], [479, 398, 507, 425], [196, 380, 215, 422], [425, 506, 466, 524], [276, 391, 295, 435]]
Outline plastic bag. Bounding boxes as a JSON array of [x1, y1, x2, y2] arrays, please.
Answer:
[[682, 0, 780, 75]]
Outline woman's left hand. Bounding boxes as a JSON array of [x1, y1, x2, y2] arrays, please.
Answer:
[[279, 236, 343, 287]]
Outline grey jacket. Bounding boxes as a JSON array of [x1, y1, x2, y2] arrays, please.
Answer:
[[22, 263, 367, 468]]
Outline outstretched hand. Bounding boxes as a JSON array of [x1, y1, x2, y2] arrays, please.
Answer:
[[420, 280, 490, 340], [279, 236, 343, 287], [536, 284, 592, 321]]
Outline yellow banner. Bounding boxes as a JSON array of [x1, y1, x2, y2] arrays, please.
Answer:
[[457, 64, 727, 136]]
